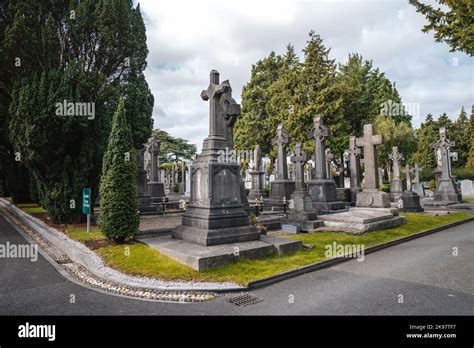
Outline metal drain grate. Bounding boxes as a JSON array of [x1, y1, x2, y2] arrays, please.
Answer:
[[228, 293, 262, 306]]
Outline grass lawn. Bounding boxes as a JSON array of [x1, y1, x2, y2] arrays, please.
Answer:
[[463, 197, 474, 202], [3, 198, 471, 285], [89, 212, 472, 285]]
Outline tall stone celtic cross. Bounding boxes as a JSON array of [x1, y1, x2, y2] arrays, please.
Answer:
[[291, 142, 308, 192], [355, 124, 383, 190], [201, 69, 241, 150], [432, 127, 455, 180], [389, 146, 403, 179], [271, 124, 291, 180], [307, 115, 329, 180], [413, 163, 423, 184], [348, 136, 361, 188]]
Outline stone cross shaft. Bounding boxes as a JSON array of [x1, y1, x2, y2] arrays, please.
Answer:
[[291, 142, 308, 192], [389, 146, 403, 179], [148, 137, 160, 182], [404, 164, 414, 191], [253, 145, 262, 171], [348, 136, 361, 188], [355, 124, 383, 190], [307, 115, 329, 180], [432, 127, 455, 180], [413, 163, 423, 184], [272, 124, 291, 180]]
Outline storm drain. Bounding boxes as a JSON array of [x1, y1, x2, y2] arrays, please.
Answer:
[[228, 293, 262, 306]]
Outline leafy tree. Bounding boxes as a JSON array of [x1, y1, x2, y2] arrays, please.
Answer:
[[374, 115, 417, 172], [99, 99, 138, 242], [3, 0, 153, 222], [409, 0, 474, 56], [152, 129, 197, 164], [451, 106, 470, 167], [411, 114, 439, 169]]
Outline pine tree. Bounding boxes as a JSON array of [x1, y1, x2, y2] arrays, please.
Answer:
[[451, 106, 470, 167], [99, 99, 138, 242], [412, 114, 438, 168], [234, 51, 285, 156]]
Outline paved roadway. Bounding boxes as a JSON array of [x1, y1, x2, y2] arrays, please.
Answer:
[[0, 214, 473, 315]]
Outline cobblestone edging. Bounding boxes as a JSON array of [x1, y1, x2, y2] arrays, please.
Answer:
[[0, 199, 245, 301]]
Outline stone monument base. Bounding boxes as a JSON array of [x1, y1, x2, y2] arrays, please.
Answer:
[[173, 205, 260, 246], [356, 189, 391, 208], [269, 179, 295, 200], [249, 190, 268, 201], [287, 191, 322, 232], [308, 179, 346, 213], [399, 191, 424, 212], [336, 188, 351, 203], [143, 234, 302, 271], [314, 207, 406, 234], [148, 181, 165, 203], [432, 179, 462, 203]]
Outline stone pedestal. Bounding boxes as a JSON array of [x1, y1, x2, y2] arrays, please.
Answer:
[[307, 179, 346, 213], [288, 191, 321, 231], [412, 183, 425, 197], [249, 170, 267, 200], [433, 178, 462, 203], [148, 182, 165, 203], [390, 178, 403, 201], [356, 189, 391, 208], [336, 188, 351, 203], [399, 191, 424, 213], [269, 179, 295, 201]]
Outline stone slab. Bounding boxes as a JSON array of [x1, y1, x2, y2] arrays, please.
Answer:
[[142, 235, 301, 271], [318, 210, 394, 224], [281, 224, 300, 234], [315, 216, 406, 234]]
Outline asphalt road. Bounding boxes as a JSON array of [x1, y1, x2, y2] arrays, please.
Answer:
[[0, 214, 473, 315]]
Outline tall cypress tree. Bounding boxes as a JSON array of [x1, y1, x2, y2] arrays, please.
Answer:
[[99, 98, 138, 242]]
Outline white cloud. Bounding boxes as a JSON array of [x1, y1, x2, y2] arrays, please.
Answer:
[[138, 0, 474, 149]]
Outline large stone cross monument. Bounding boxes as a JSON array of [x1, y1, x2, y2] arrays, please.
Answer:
[[431, 127, 462, 203], [288, 142, 319, 231], [269, 124, 295, 200], [172, 70, 259, 246], [307, 115, 345, 213], [389, 146, 403, 201], [348, 136, 362, 202], [355, 124, 390, 208]]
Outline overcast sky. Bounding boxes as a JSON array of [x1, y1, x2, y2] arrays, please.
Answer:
[[138, 0, 473, 149]]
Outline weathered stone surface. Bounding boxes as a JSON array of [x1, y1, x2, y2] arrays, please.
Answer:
[[356, 189, 390, 208], [431, 127, 462, 203], [399, 191, 424, 213], [389, 146, 403, 201], [307, 115, 345, 213], [315, 207, 406, 234], [143, 234, 301, 271], [355, 124, 391, 208], [249, 145, 267, 200], [461, 179, 473, 197], [270, 124, 295, 200], [172, 70, 260, 246]]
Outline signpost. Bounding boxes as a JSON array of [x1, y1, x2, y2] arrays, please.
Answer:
[[82, 188, 91, 233]]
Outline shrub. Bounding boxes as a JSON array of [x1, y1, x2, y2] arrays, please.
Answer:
[[453, 167, 474, 181], [99, 99, 139, 242]]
